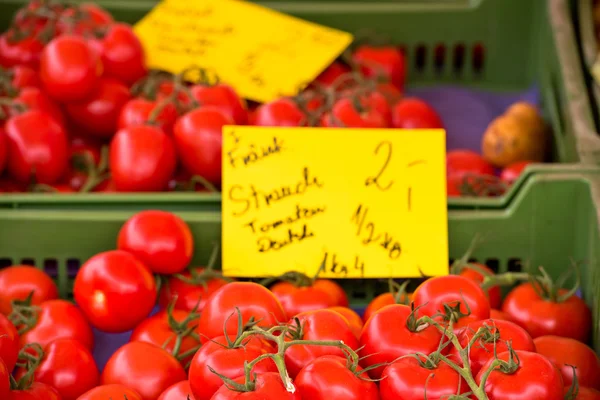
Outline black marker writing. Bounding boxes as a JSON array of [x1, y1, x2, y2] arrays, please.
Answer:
[[244, 204, 326, 234], [365, 141, 394, 191], [257, 224, 315, 253], [320, 252, 365, 278], [351, 204, 401, 260], [228, 136, 285, 168]]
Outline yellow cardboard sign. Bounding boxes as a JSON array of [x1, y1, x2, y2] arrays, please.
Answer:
[[133, 0, 353, 103], [221, 127, 449, 279]]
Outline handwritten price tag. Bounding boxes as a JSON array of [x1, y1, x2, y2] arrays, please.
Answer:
[[133, 0, 353, 103], [221, 127, 449, 279]]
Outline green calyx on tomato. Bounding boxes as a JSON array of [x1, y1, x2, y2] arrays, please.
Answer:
[[77, 145, 110, 193], [405, 303, 432, 333], [11, 342, 45, 391], [528, 263, 581, 303], [166, 243, 230, 291], [162, 300, 201, 363], [388, 279, 411, 305], [8, 291, 39, 336], [563, 365, 581, 400]]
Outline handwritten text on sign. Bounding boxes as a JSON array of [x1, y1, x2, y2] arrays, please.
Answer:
[[221, 127, 449, 279], [133, 0, 353, 103]]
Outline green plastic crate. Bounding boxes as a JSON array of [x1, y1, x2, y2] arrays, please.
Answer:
[[0, 0, 599, 209]]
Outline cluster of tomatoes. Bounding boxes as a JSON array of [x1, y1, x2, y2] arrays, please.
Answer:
[[0, 209, 597, 400]]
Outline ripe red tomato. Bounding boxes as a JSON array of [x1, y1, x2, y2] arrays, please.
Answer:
[[270, 282, 339, 317], [489, 309, 512, 321], [352, 45, 406, 90], [363, 291, 412, 323], [40, 35, 101, 102], [534, 335, 600, 390], [0, 265, 59, 315], [0, 313, 19, 372], [65, 78, 130, 139], [102, 342, 187, 400], [0, 127, 6, 175], [117, 210, 193, 275], [158, 268, 229, 313], [321, 97, 389, 128], [174, 107, 233, 185], [57, 4, 113, 36], [313, 61, 351, 87], [32, 339, 99, 400], [95, 23, 147, 86], [17, 299, 94, 350], [109, 125, 177, 192], [565, 387, 600, 400], [9, 65, 39, 90], [447, 150, 495, 178], [76, 384, 143, 400], [197, 282, 287, 340], [359, 304, 443, 379], [327, 307, 363, 339], [391, 98, 444, 129], [0, 359, 8, 400], [190, 84, 248, 125], [253, 98, 306, 127], [13, 87, 65, 127], [313, 279, 349, 307], [284, 309, 359, 378], [457, 262, 502, 309], [210, 372, 301, 400], [5, 110, 68, 184], [7, 382, 61, 400], [118, 98, 179, 135], [449, 319, 536, 376], [74, 250, 157, 333], [379, 355, 467, 399], [158, 381, 196, 400], [477, 350, 564, 399], [502, 282, 592, 342], [130, 309, 201, 367], [0, 33, 44, 69], [501, 160, 532, 185], [188, 335, 277, 400]]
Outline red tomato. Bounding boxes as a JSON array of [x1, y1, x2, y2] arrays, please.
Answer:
[[565, 387, 600, 400], [5, 110, 68, 184], [501, 160, 532, 185], [327, 307, 363, 339], [13, 87, 65, 127], [0, 127, 6, 175], [313, 279, 349, 307], [118, 98, 179, 135], [359, 304, 443, 379], [449, 319, 536, 376], [253, 98, 306, 127], [379, 355, 467, 399], [190, 84, 248, 125], [477, 350, 564, 399], [313, 61, 351, 87], [0, 314, 19, 371], [197, 282, 287, 340], [321, 96, 388, 128], [0, 33, 44, 69], [457, 262, 502, 309], [32, 339, 99, 400], [158, 268, 229, 312], [270, 282, 338, 318], [117, 210, 193, 275], [0, 359, 8, 399], [40, 35, 101, 102], [188, 335, 277, 400], [210, 372, 301, 400], [73, 250, 157, 333], [7, 382, 61, 400], [447, 150, 495, 178], [102, 342, 187, 400], [174, 107, 233, 185], [502, 282, 592, 342], [534, 335, 600, 390], [377, 82, 403, 104], [490, 309, 512, 321], [130, 309, 201, 367], [96, 23, 147, 86], [284, 309, 359, 378], [158, 381, 196, 400], [0, 265, 59, 315], [352, 45, 406, 90], [391, 97, 444, 129], [76, 384, 143, 400], [9, 65, 39, 89], [109, 125, 176, 192], [58, 4, 114, 36], [65, 78, 130, 139], [363, 292, 412, 323], [18, 299, 94, 350]]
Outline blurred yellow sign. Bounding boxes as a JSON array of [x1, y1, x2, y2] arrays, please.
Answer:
[[134, 0, 353, 103], [221, 126, 449, 279]]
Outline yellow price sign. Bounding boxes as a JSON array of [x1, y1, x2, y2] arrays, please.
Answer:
[[133, 0, 353, 103], [221, 127, 449, 279]]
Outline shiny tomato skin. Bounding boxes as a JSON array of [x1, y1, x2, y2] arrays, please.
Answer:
[[490, 309, 512, 321], [158, 381, 196, 400], [188, 335, 277, 400], [158, 269, 229, 312], [313, 61, 351, 87], [5, 110, 69, 184], [109, 125, 176, 192], [97, 23, 147, 86], [0, 33, 44, 69], [10, 65, 39, 89], [379, 356, 467, 399], [321, 97, 388, 128], [118, 98, 179, 135], [363, 292, 412, 323], [210, 372, 301, 400], [270, 282, 338, 318], [7, 382, 61, 400], [502, 282, 592, 342], [117, 210, 193, 275], [102, 341, 187, 400], [447, 150, 495, 178], [352, 45, 406, 90], [0, 265, 59, 315], [76, 384, 143, 400], [73, 250, 157, 333], [190, 84, 248, 125], [359, 304, 443, 380], [458, 262, 502, 309], [412, 275, 491, 321], [253, 98, 306, 127], [391, 97, 444, 129], [14, 87, 66, 127], [33, 339, 99, 400], [65, 77, 130, 139], [0, 359, 8, 399], [197, 282, 287, 340], [327, 307, 363, 339], [500, 160, 532, 185], [534, 335, 600, 390], [40, 35, 101, 102], [0, 314, 19, 372], [284, 309, 359, 378], [449, 319, 536, 376], [477, 350, 564, 400], [174, 106, 234, 185], [313, 279, 349, 307], [295, 355, 378, 400]]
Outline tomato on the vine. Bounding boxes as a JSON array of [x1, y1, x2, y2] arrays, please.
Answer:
[[270, 281, 339, 318], [7, 65, 39, 90], [0, 359, 8, 400], [327, 307, 363, 339], [76, 384, 143, 400], [210, 372, 301, 400], [57, 4, 113, 36], [7, 382, 61, 400], [0, 127, 6, 175], [313, 61, 350, 88], [13, 87, 66, 127], [0, 313, 18, 372], [313, 279, 349, 307], [0, 265, 58, 315], [321, 96, 388, 128], [158, 381, 196, 400], [158, 268, 229, 313], [566, 387, 600, 400], [118, 98, 179, 135], [190, 83, 248, 125], [363, 290, 412, 323], [457, 262, 502, 309], [352, 45, 406, 90], [0, 32, 44, 69], [391, 97, 443, 129], [253, 98, 307, 127]]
